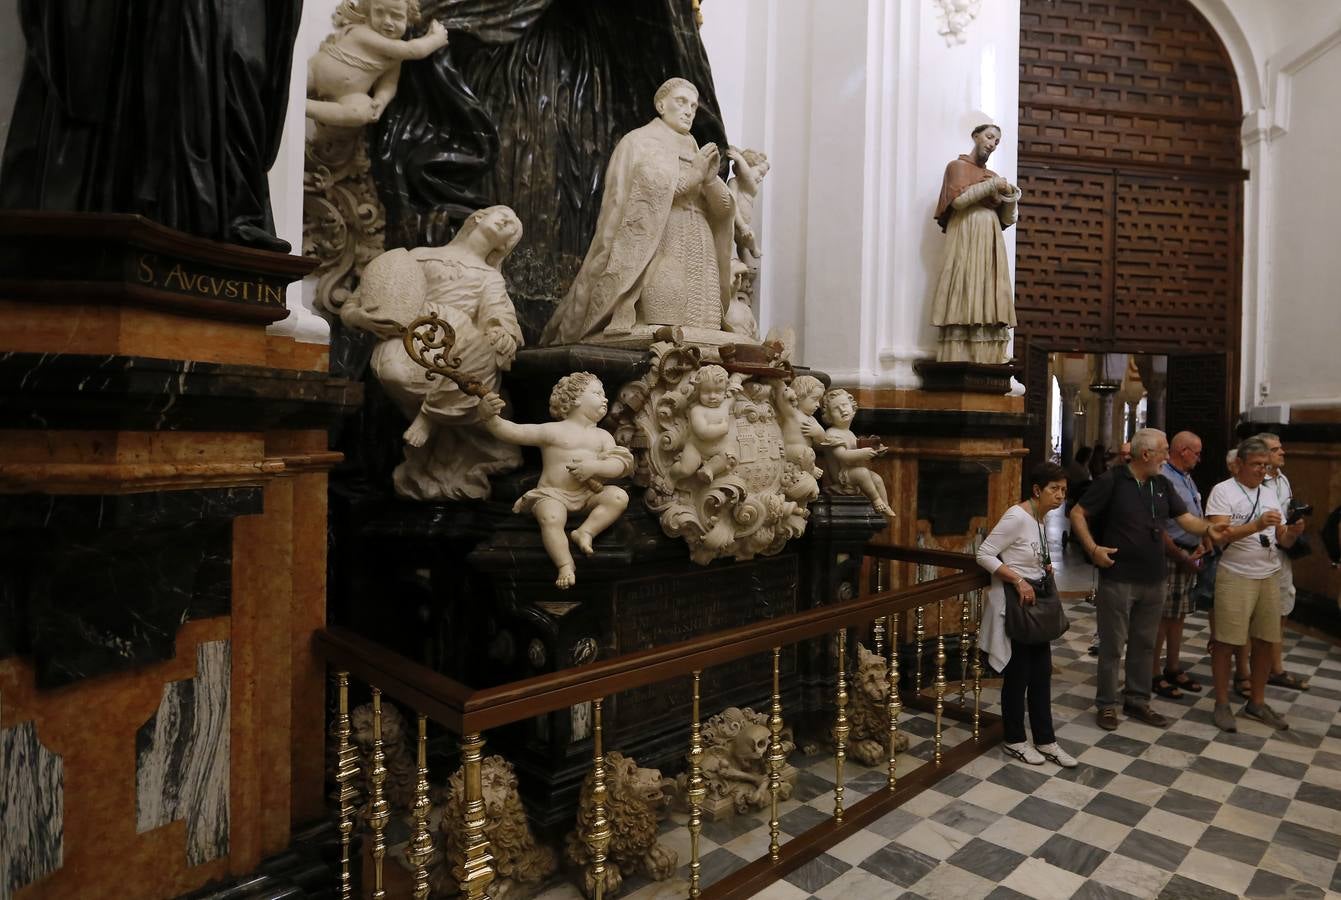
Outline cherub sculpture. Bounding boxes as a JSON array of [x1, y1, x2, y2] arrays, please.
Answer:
[[674, 707, 796, 817], [480, 374, 635, 589], [773, 375, 824, 504], [726, 147, 770, 268], [564, 752, 676, 899], [668, 365, 738, 485], [306, 0, 450, 128], [818, 389, 895, 517]]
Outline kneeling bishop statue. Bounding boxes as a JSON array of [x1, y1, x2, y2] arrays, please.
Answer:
[[540, 77, 735, 346]]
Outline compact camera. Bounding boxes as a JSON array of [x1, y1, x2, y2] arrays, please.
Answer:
[[1286, 499, 1313, 525]]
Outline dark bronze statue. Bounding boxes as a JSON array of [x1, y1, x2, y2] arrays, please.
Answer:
[[0, 0, 301, 252]]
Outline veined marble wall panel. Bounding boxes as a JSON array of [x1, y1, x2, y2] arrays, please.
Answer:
[[0, 700, 64, 900], [135, 641, 231, 866]]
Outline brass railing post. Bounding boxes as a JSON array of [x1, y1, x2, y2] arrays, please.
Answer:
[[333, 672, 359, 900], [407, 713, 433, 900], [934, 599, 947, 766], [972, 589, 984, 740], [687, 672, 706, 898], [368, 689, 390, 900], [767, 647, 784, 861], [887, 612, 901, 792], [959, 590, 971, 707], [834, 629, 849, 823], [914, 605, 926, 696], [457, 732, 495, 900], [587, 699, 612, 900]]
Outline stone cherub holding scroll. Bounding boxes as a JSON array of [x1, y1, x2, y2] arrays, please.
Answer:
[[818, 389, 895, 518], [479, 374, 634, 589]]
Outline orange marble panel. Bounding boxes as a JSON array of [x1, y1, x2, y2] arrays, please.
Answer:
[[850, 387, 1024, 413], [0, 299, 269, 366], [265, 335, 330, 373], [0, 431, 265, 465], [229, 478, 297, 868], [287, 469, 330, 823], [4, 618, 233, 900]]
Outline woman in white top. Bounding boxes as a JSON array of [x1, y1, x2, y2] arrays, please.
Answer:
[[977, 462, 1078, 767]]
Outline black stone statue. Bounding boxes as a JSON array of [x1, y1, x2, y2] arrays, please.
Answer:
[[370, 0, 728, 301], [0, 0, 301, 252]]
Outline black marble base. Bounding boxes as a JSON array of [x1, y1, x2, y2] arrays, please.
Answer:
[[0, 489, 260, 687], [181, 819, 343, 900], [914, 359, 1018, 394], [0, 352, 362, 433]]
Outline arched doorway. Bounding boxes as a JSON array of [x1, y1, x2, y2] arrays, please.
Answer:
[[1014, 0, 1245, 493]]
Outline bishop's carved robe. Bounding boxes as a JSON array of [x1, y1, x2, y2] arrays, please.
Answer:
[[540, 117, 735, 345]]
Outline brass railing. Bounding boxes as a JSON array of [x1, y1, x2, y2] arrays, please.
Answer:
[[316, 543, 997, 899]]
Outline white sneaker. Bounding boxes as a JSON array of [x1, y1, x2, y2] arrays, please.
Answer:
[[1003, 742, 1046, 765], [1035, 742, 1078, 768]]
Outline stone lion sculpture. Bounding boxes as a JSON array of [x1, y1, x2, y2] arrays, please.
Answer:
[[842, 642, 911, 767], [434, 755, 558, 900], [349, 700, 418, 812], [564, 751, 676, 898]]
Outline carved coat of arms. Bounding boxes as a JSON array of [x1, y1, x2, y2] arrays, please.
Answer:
[[609, 342, 817, 563]]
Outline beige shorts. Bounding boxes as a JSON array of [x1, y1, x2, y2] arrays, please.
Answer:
[[1212, 568, 1281, 646]]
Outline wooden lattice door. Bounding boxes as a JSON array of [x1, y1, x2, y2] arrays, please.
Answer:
[[1015, 0, 1246, 452]]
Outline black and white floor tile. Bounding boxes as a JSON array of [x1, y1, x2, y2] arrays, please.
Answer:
[[529, 511, 1340, 899]]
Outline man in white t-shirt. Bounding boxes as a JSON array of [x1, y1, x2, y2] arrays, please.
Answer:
[[1205, 436, 1302, 732], [1260, 433, 1310, 691]]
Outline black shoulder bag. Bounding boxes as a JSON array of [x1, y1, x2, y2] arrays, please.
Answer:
[[1001, 501, 1069, 644]]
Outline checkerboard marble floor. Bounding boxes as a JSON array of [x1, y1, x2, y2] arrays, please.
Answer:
[[532, 602, 1341, 900]]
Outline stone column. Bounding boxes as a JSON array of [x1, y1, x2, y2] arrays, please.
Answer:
[[1134, 356, 1168, 432]]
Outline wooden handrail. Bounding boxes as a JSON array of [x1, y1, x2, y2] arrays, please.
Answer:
[[314, 546, 988, 734]]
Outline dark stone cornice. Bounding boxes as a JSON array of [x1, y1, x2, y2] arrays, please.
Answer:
[[0, 352, 362, 432]]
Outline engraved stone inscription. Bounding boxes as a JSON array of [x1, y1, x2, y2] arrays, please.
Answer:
[[610, 555, 799, 742]]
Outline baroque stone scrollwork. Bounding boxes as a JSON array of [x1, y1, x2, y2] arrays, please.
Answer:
[[673, 706, 797, 819], [844, 643, 911, 767], [608, 342, 816, 564], [564, 752, 676, 899], [303, 128, 386, 314], [435, 755, 558, 900]]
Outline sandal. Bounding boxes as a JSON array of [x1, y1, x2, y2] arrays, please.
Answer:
[[1234, 677, 1251, 699], [1165, 668, 1203, 693], [1267, 670, 1310, 691], [1152, 677, 1184, 700]]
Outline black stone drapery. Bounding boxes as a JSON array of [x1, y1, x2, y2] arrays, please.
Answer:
[[370, 0, 728, 300], [0, 0, 301, 251]]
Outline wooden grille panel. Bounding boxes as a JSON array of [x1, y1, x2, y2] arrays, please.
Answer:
[[1014, 0, 1242, 356], [1014, 167, 1111, 346], [1019, 0, 1242, 170], [1112, 176, 1237, 348]]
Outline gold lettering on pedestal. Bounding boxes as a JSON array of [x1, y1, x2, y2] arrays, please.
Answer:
[[135, 253, 286, 306]]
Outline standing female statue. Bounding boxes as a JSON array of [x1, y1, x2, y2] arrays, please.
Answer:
[[340, 205, 525, 500], [929, 123, 1022, 364]]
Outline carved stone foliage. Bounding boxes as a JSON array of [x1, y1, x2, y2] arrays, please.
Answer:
[[673, 706, 797, 819], [436, 755, 558, 900], [843, 643, 910, 768], [563, 752, 675, 899], [608, 342, 815, 564], [303, 125, 386, 315]]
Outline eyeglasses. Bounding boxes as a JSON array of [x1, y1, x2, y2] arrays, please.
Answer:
[[1243, 461, 1268, 470]]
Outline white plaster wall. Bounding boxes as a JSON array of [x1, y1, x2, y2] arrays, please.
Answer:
[[1260, 27, 1341, 406], [699, 0, 1019, 385]]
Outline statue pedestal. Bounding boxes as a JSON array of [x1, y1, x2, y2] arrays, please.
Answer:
[[913, 360, 1018, 395]]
